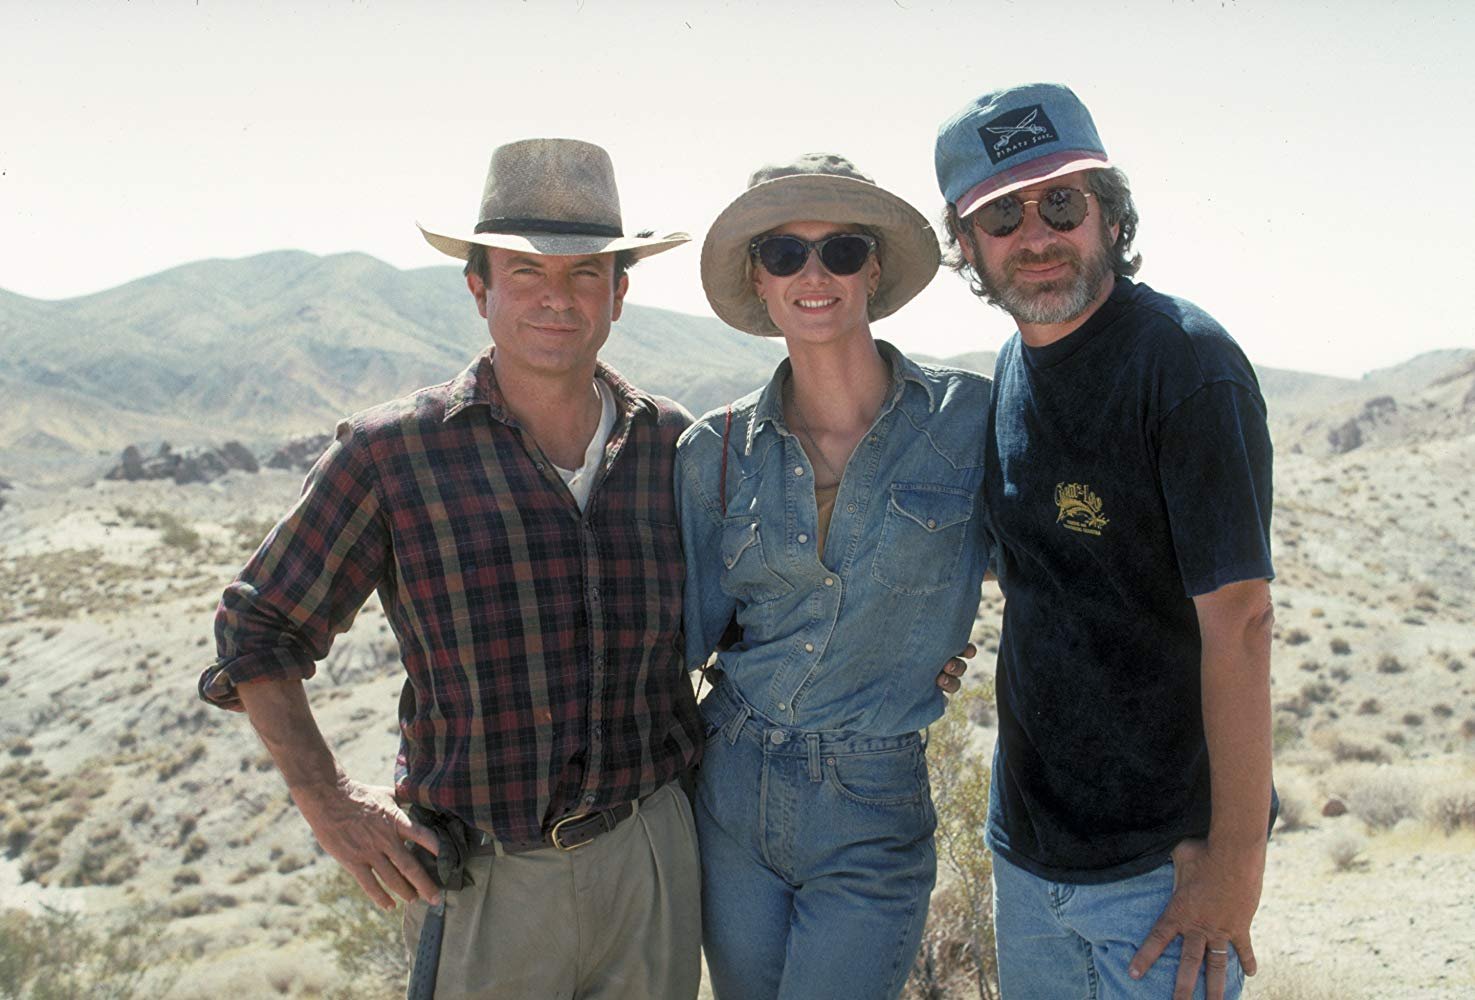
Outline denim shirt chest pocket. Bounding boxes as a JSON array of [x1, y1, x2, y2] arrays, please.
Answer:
[[870, 483, 975, 596], [719, 517, 794, 603]]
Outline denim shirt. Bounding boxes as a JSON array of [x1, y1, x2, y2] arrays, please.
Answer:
[[675, 342, 991, 736]]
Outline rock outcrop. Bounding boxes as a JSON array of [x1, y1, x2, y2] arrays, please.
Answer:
[[104, 441, 260, 485]]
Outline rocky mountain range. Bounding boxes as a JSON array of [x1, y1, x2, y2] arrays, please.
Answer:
[[4, 251, 1471, 480]]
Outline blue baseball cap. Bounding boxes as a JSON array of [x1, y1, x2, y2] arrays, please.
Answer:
[[935, 83, 1111, 219]]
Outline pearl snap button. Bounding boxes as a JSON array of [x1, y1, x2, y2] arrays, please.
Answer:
[[797, 533, 808, 544], [927, 518, 937, 529], [770, 731, 786, 745], [804, 642, 815, 653], [794, 466, 805, 476], [824, 577, 834, 586]]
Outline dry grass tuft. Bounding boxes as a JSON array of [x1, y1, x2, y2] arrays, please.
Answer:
[[1325, 830, 1366, 872], [1341, 769, 1425, 830]]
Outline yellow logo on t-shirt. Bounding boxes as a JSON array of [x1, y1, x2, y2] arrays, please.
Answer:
[[1054, 483, 1109, 536]]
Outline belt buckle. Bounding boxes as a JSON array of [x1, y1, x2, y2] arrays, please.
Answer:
[[550, 812, 595, 851]]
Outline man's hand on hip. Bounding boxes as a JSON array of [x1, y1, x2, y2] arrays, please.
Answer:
[[1129, 837, 1264, 1000], [293, 778, 442, 909]]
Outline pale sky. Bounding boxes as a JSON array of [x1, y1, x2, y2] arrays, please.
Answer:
[[3, 0, 1472, 378]]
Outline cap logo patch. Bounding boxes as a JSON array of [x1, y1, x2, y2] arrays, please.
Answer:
[[979, 105, 1059, 165]]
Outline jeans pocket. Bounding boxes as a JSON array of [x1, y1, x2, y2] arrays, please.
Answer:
[[869, 484, 973, 596], [824, 745, 927, 807]]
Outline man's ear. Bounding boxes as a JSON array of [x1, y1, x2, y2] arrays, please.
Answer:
[[610, 272, 629, 323], [467, 271, 490, 320]]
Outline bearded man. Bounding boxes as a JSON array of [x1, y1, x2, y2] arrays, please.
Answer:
[[935, 83, 1277, 1000]]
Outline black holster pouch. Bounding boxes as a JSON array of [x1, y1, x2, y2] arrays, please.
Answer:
[[404, 806, 476, 1000]]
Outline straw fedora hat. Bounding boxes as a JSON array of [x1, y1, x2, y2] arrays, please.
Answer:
[[418, 138, 689, 261], [701, 153, 940, 337]]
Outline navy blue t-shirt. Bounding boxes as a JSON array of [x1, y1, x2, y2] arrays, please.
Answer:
[[984, 277, 1275, 884]]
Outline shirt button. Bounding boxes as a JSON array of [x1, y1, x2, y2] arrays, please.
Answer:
[[868, 435, 879, 444], [846, 503, 856, 513], [536, 462, 546, 471], [794, 466, 805, 476], [724, 556, 735, 568], [804, 642, 815, 653], [824, 577, 834, 586], [583, 793, 596, 805], [797, 533, 808, 544], [777, 702, 787, 711], [770, 731, 786, 745], [927, 518, 937, 529]]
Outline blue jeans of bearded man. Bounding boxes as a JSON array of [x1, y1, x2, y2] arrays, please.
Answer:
[[696, 680, 937, 1000], [992, 852, 1246, 999]]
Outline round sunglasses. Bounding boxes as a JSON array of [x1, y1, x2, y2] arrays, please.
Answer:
[[748, 233, 877, 277], [970, 187, 1094, 238]]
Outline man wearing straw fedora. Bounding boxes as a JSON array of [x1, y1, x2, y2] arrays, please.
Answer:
[[934, 84, 1277, 1000], [200, 138, 705, 999]]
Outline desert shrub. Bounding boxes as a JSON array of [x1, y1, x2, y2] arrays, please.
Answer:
[[1342, 770, 1424, 830], [1355, 698, 1380, 716], [167, 892, 238, 919], [1376, 655, 1405, 674], [1300, 681, 1333, 705], [1274, 785, 1310, 832], [1329, 665, 1351, 682], [1428, 785, 1475, 834], [1401, 713, 1423, 727], [1272, 715, 1301, 751], [1431, 703, 1452, 719], [1282, 628, 1310, 646], [905, 687, 998, 999], [1297, 659, 1320, 673], [1329, 638, 1351, 655], [1330, 738, 1389, 765], [1326, 830, 1365, 872], [309, 867, 407, 998], [0, 904, 179, 998]]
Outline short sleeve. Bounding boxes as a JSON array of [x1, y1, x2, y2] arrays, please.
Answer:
[[1157, 380, 1274, 597]]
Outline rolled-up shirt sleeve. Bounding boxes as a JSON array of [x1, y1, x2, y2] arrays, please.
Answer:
[[200, 421, 389, 709]]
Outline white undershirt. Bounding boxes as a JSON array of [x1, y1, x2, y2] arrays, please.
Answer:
[[552, 379, 616, 512]]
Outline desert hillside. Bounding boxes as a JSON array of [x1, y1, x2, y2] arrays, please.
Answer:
[[1, 258, 1472, 998]]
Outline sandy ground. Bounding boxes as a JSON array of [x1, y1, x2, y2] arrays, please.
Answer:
[[1, 431, 1473, 997]]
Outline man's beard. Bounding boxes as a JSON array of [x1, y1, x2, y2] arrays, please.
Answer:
[[973, 229, 1114, 326]]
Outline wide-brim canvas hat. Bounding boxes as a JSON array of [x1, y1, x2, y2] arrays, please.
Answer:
[[701, 153, 940, 337], [935, 83, 1111, 220], [418, 137, 688, 262]]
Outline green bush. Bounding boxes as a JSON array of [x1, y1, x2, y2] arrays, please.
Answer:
[[0, 905, 178, 999], [309, 866, 407, 999], [906, 686, 998, 999]]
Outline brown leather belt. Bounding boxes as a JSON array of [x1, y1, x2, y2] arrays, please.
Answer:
[[469, 789, 657, 856]]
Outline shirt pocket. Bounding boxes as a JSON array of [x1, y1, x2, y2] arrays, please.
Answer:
[[719, 517, 794, 604], [870, 483, 974, 596]]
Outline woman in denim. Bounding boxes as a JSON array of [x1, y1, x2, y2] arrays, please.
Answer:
[[675, 153, 991, 1000]]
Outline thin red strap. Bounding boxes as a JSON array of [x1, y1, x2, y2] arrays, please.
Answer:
[[719, 405, 732, 516]]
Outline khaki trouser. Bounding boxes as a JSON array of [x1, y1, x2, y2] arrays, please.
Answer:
[[402, 782, 701, 1000]]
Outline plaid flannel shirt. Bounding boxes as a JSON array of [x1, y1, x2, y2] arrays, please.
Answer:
[[201, 350, 703, 845]]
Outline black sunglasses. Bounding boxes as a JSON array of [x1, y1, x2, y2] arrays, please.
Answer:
[[970, 187, 1094, 238], [749, 233, 877, 277]]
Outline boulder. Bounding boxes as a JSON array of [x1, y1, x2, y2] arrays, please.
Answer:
[[266, 433, 334, 472]]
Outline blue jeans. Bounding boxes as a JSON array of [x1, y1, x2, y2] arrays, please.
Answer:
[[696, 680, 937, 1000], [992, 852, 1245, 999]]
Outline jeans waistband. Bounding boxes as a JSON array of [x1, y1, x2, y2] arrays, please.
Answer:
[[703, 678, 923, 757]]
